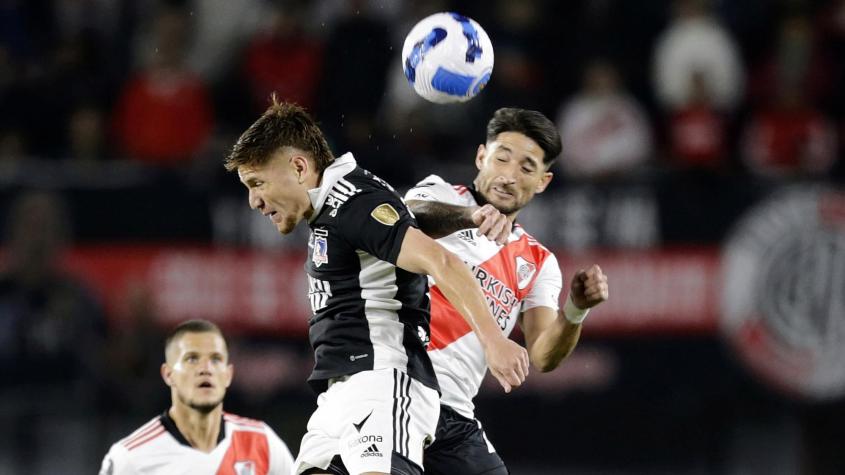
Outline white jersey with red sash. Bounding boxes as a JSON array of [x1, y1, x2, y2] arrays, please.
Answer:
[[99, 411, 294, 475], [405, 175, 562, 418]]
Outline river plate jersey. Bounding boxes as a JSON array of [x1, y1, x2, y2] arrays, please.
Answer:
[[98, 412, 294, 475], [304, 153, 437, 393], [405, 175, 562, 418]]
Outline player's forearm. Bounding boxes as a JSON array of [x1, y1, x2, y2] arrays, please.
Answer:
[[528, 314, 582, 372], [407, 200, 476, 239], [429, 251, 506, 346]]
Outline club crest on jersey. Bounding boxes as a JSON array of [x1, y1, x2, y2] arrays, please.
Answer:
[[516, 256, 536, 290], [371, 203, 400, 226], [234, 460, 256, 475], [312, 228, 329, 267]]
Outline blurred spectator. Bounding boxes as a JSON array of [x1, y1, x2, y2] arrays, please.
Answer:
[[316, 0, 391, 151], [653, 0, 744, 111], [741, 83, 837, 179], [667, 70, 728, 170], [480, 0, 549, 114], [112, 5, 213, 166], [186, 0, 270, 82], [0, 190, 107, 471], [101, 282, 166, 416], [241, 1, 323, 113], [0, 191, 106, 388], [556, 59, 653, 179], [67, 104, 108, 163], [747, 12, 834, 109]]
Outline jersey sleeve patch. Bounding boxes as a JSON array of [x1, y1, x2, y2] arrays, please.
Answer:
[[371, 203, 400, 226]]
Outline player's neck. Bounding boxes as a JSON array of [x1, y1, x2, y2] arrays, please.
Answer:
[[168, 404, 223, 453]]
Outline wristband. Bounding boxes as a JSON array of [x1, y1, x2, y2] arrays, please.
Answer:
[[563, 294, 589, 324]]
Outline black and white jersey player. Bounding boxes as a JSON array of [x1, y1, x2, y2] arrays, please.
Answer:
[[296, 153, 440, 475], [304, 153, 437, 394]]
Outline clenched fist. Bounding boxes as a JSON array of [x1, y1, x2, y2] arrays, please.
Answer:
[[570, 264, 609, 310]]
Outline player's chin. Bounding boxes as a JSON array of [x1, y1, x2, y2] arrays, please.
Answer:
[[488, 197, 522, 215], [188, 397, 224, 414], [275, 219, 296, 235]]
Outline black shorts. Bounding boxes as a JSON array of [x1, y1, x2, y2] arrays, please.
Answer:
[[424, 404, 508, 475]]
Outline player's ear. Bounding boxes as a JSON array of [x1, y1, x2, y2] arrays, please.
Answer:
[[475, 144, 487, 170], [290, 155, 310, 184], [535, 171, 553, 194], [161, 363, 173, 387]]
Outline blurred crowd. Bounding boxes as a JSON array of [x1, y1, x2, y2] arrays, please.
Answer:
[[1, 0, 843, 184], [1, 0, 844, 473]]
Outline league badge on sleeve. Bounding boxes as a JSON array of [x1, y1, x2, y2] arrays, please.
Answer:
[[371, 203, 400, 226]]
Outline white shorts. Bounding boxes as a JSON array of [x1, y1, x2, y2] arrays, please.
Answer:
[[294, 368, 439, 475]]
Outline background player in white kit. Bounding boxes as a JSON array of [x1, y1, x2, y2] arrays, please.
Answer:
[[405, 108, 610, 474], [225, 98, 529, 475], [98, 319, 294, 475]]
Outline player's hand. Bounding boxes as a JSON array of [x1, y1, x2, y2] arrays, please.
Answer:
[[484, 335, 529, 393], [471, 204, 510, 245], [570, 264, 609, 310]]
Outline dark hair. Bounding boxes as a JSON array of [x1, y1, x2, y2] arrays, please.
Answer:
[[224, 95, 334, 173], [164, 319, 226, 357], [485, 108, 562, 167]]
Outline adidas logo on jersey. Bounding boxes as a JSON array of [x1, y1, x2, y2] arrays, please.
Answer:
[[361, 443, 383, 457], [457, 229, 476, 245]]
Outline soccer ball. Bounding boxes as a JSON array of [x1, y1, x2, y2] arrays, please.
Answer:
[[402, 12, 494, 104]]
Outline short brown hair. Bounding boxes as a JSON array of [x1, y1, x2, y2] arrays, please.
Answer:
[[224, 95, 334, 173], [164, 319, 226, 359], [486, 108, 562, 168]]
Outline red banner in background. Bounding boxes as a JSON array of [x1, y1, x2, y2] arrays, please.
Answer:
[[61, 245, 720, 337], [63, 246, 312, 335], [556, 248, 720, 336]]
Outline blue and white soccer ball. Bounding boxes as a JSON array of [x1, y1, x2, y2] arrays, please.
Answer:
[[402, 12, 494, 104]]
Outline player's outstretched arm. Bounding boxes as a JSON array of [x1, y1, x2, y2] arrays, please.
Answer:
[[397, 226, 529, 392], [521, 265, 609, 372], [407, 200, 510, 245]]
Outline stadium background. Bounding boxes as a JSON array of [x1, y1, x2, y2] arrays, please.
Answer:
[[1, 0, 843, 473]]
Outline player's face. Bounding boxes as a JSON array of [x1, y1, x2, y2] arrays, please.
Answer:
[[238, 149, 314, 235], [473, 132, 552, 216], [162, 332, 233, 414]]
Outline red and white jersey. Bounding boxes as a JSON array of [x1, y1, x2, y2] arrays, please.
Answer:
[[99, 411, 294, 475], [405, 175, 562, 418]]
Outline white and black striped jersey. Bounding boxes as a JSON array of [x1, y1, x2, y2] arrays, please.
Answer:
[[303, 153, 438, 393]]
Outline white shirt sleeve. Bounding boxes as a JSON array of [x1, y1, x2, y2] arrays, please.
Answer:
[[521, 253, 563, 312], [99, 443, 136, 475], [403, 174, 462, 205], [265, 424, 295, 475]]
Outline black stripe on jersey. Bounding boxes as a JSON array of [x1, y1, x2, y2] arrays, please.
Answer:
[[402, 373, 412, 457], [393, 369, 401, 456]]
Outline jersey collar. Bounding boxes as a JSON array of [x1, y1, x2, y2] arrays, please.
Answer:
[[160, 410, 226, 449], [307, 152, 356, 223]]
